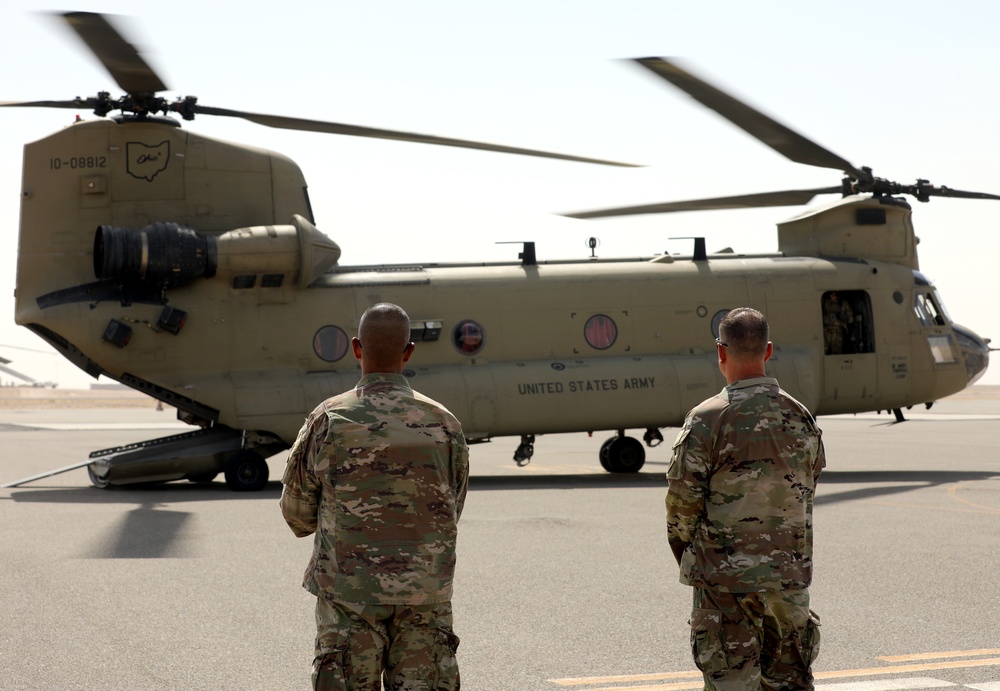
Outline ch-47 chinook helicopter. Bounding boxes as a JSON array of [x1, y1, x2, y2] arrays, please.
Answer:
[[3, 14, 991, 492]]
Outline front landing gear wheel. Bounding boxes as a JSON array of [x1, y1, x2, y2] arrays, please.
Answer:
[[224, 450, 269, 491], [604, 436, 645, 473]]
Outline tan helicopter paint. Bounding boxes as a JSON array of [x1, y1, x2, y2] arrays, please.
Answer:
[[12, 117, 985, 480], [5, 13, 987, 490]]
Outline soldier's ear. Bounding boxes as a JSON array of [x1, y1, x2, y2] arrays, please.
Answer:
[[352, 337, 363, 361], [402, 341, 415, 363], [763, 341, 773, 362]]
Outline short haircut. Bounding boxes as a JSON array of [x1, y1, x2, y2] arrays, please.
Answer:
[[719, 307, 769, 358], [358, 303, 411, 363]]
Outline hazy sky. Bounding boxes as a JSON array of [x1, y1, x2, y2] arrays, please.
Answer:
[[1, 1, 997, 387]]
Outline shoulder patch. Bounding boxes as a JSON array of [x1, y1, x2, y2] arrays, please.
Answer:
[[667, 425, 691, 480]]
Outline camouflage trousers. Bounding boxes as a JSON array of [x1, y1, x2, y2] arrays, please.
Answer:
[[689, 588, 820, 691], [313, 598, 460, 691]]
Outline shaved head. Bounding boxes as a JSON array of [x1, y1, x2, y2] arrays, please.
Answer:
[[719, 307, 769, 359], [357, 303, 411, 368]]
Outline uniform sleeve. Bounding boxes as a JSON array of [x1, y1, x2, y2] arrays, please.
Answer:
[[279, 409, 327, 538], [665, 413, 712, 565], [451, 427, 470, 521], [813, 429, 827, 483]]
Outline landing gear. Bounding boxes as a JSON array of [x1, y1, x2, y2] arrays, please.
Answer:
[[87, 464, 110, 489], [599, 431, 645, 473], [643, 427, 664, 447], [514, 435, 535, 466], [598, 437, 614, 471], [223, 450, 269, 491]]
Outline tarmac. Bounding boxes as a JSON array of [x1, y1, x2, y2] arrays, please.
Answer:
[[1, 385, 998, 690]]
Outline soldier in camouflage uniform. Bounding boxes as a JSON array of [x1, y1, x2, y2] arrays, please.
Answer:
[[666, 307, 825, 691], [281, 303, 469, 691]]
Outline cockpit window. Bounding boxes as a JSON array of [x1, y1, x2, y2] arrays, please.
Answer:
[[914, 291, 948, 327]]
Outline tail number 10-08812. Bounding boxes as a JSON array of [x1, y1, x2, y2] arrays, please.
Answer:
[[49, 155, 107, 170]]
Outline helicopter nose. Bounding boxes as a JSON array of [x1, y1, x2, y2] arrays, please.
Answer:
[[952, 324, 990, 386]]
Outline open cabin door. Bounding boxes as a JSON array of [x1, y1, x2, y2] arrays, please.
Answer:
[[822, 290, 878, 405]]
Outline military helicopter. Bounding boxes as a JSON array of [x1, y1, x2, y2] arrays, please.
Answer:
[[3, 13, 991, 491]]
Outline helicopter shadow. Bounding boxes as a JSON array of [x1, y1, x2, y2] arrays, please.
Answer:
[[469, 471, 667, 491], [4, 481, 283, 559], [3, 479, 283, 505], [815, 469, 1000, 506]]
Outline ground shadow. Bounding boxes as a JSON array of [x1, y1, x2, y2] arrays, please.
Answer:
[[816, 469, 999, 506]]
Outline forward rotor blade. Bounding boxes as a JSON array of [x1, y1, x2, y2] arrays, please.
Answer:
[[61, 12, 167, 96], [191, 104, 639, 167], [564, 187, 842, 219], [634, 58, 867, 181]]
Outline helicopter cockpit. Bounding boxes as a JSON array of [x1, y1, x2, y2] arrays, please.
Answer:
[[912, 274, 990, 385]]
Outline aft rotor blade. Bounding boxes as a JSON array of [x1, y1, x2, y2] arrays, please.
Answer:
[[191, 104, 639, 167], [634, 58, 867, 180], [61, 11, 167, 95], [0, 99, 90, 110], [564, 187, 842, 219]]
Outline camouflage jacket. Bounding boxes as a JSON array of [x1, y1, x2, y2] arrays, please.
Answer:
[[666, 377, 825, 592], [280, 373, 469, 605]]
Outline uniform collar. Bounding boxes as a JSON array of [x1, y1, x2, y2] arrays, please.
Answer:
[[725, 376, 778, 391], [357, 372, 412, 390]]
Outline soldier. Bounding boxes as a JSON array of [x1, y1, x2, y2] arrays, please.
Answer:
[[281, 302, 469, 691], [666, 307, 825, 690], [822, 291, 854, 354]]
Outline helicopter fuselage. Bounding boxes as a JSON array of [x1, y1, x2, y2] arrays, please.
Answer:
[[13, 118, 989, 483]]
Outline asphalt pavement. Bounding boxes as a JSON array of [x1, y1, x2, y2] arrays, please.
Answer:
[[1, 388, 998, 690]]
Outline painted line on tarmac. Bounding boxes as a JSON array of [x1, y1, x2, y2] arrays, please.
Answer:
[[549, 655, 1000, 690], [947, 485, 1000, 515], [815, 677, 955, 689], [879, 650, 1000, 662], [549, 670, 700, 687]]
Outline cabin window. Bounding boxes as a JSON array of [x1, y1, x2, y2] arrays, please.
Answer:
[[822, 290, 875, 355], [453, 320, 485, 355], [313, 325, 349, 362], [710, 309, 730, 339], [584, 314, 618, 350]]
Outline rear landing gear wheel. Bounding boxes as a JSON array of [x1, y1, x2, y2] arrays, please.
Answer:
[[87, 464, 110, 489], [224, 451, 269, 492], [599, 437, 614, 471], [604, 436, 645, 473]]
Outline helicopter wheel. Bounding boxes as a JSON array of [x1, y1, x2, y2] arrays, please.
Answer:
[[87, 464, 110, 489], [598, 437, 615, 471], [223, 451, 269, 492], [604, 436, 645, 473]]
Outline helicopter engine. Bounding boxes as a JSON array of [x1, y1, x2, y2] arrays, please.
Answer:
[[93, 214, 342, 291]]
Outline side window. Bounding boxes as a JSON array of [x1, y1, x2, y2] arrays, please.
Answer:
[[822, 290, 875, 355]]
